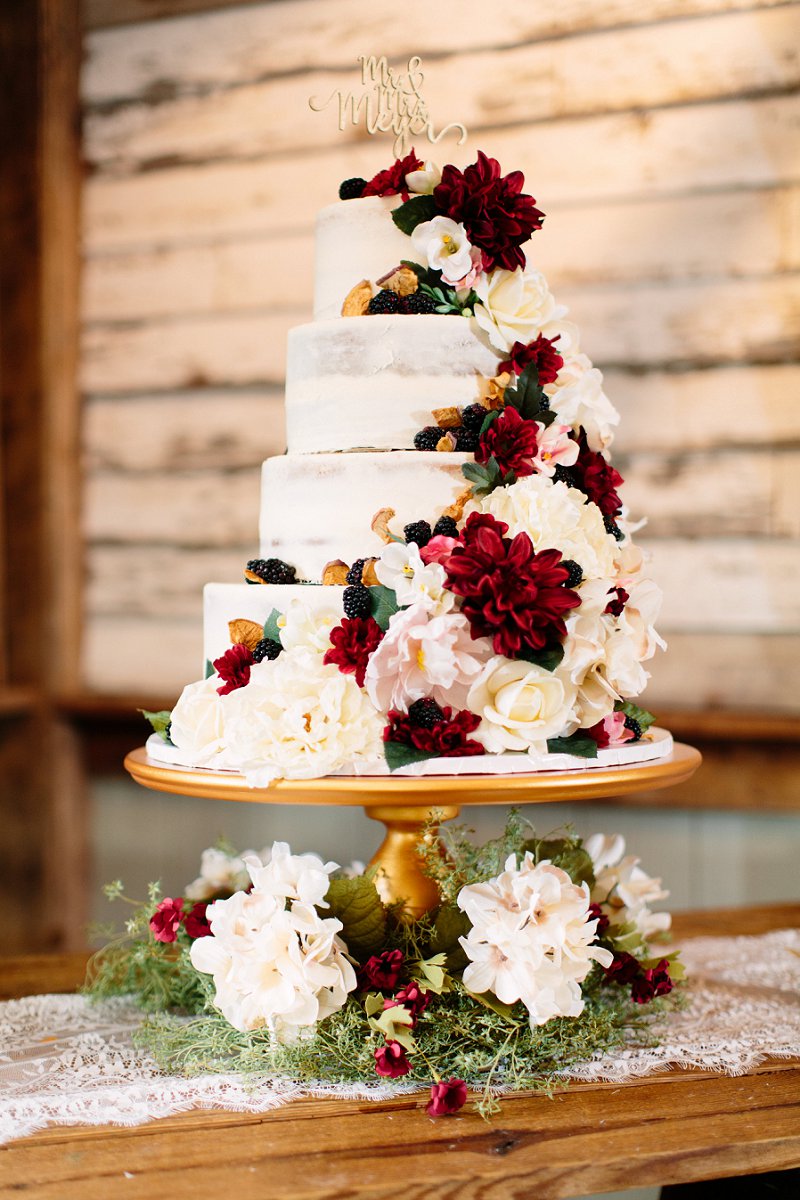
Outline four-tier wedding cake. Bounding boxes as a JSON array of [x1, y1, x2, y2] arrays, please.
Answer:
[[146, 150, 669, 784]]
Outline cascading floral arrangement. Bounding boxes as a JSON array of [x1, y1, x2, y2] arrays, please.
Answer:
[[88, 818, 683, 1118], [144, 150, 665, 785]]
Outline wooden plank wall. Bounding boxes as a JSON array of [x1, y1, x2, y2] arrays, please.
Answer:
[[80, 0, 800, 713]]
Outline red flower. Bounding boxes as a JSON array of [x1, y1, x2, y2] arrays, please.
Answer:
[[374, 1040, 412, 1079], [149, 897, 184, 944], [443, 512, 581, 659], [323, 616, 384, 687], [183, 901, 212, 939], [362, 150, 423, 198], [603, 951, 641, 986], [571, 431, 624, 517], [475, 406, 539, 478], [385, 981, 431, 1027], [631, 959, 674, 1004], [499, 334, 563, 384], [384, 706, 484, 757], [433, 152, 544, 271], [604, 587, 629, 617], [426, 1078, 468, 1117], [213, 643, 254, 695], [359, 949, 405, 992], [588, 902, 610, 937]]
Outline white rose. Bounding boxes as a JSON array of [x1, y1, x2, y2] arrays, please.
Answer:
[[169, 675, 227, 765], [473, 267, 567, 352], [468, 655, 578, 753], [547, 353, 620, 451], [411, 215, 474, 285], [222, 647, 384, 785], [405, 160, 441, 194], [278, 599, 341, 653], [466, 476, 616, 581]]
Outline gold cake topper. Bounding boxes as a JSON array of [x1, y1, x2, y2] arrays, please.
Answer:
[[309, 55, 468, 157]]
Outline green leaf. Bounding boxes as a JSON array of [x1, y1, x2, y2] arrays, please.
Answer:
[[429, 904, 471, 955], [262, 608, 282, 642], [531, 838, 596, 888], [364, 991, 385, 1018], [615, 700, 656, 732], [462, 456, 503, 496], [368, 584, 400, 632], [409, 953, 449, 994], [479, 410, 499, 436], [368, 1003, 417, 1051], [324, 875, 386, 960], [464, 988, 519, 1024], [204, 659, 214, 680], [384, 741, 435, 772], [515, 642, 565, 672], [391, 194, 438, 235], [546, 733, 599, 759], [140, 709, 173, 743]]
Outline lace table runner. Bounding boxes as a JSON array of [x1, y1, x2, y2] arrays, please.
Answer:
[[2, 929, 798, 1145]]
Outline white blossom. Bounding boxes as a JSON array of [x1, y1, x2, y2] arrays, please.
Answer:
[[374, 541, 454, 613], [585, 834, 671, 939]]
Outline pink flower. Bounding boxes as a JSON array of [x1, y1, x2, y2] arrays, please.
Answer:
[[374, 1041, 412, 1079], [426, 1078, 468, 1117], [530, 422, 579, 477], [419, 535, 458, 565], [149, 897, 184, 943], [586, 712, 634, 749]]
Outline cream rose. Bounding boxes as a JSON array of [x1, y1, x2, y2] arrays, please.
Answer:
[[473, 267, 567, 353], [169, 675, 227, 765], [468, 656, 578, 753], [278, 599, 342, 653], [465, 476, 616, 581]]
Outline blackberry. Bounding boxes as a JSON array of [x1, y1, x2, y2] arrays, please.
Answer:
[[346, 558, 366, 585], [408, 697, 445, 729], [553, 465, 576, 488], [538, 395, 550, 411], [164, 720, 172, 743], [246, 558, 297, 585], [560, 559, 583, 588], [455, 427, 479, 453], [399, 291, 438, 314], [624, 716, 643, 741], [603, 515, 625, 541], [414, 426, 442, 451], [404, 520, 432, 548], [252, 637, 282, 663], [343, 583, 371, 619], [461, 403, 489, 434], [367, 289, 401, 315], [339, 177, 367, 200], [433, 515, 458, 538]]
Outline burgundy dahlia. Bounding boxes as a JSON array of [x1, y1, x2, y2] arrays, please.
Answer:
[[384, 706, 484, 757], [359, 949, 405, 993], [149, 897, 184, 944], [374, 1040, 411, 1079], [213, 643, 254, 695], [443, 512, 581, 659], [499, 333, 564, 384], [433, 151, 544, 271], [426, 1077, 468, 1117], [475, 405, 539, 478], [362, 150, 423, 198], [323, 616, 384, 687], [571, 431, 624, 517], [183, 901, 212, 940]]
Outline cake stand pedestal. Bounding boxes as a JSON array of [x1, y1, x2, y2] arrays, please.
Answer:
[[124, 743, 701, 917]]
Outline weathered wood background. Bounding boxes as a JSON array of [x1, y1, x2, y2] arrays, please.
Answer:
[[80, 0, 800, 711]]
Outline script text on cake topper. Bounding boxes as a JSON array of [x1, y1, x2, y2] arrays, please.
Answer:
[[308, 55, 467, 157]]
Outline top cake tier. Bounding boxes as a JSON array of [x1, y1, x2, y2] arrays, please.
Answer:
[[313, 195, 408, 320]]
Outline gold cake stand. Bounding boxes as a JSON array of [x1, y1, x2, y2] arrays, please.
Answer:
[[125, 741, 701, 917]]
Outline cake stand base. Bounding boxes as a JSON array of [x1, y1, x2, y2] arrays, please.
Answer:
[[125, 741, 701, 917]]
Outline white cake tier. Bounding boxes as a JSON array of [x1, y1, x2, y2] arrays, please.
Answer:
[[259, 451, 466, 579], [314, 195, 410, 320], [285, 316, 500, 453], [204, 582, 344, 667]]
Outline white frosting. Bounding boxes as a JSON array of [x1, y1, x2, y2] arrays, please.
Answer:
[[203, 582, 344, 667], [259, 451, 467, 580], [285, 316, 500, 453], [314, 195, 412, 320]]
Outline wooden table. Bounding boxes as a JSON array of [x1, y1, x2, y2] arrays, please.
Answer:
[[1, 904, 799, 1200]]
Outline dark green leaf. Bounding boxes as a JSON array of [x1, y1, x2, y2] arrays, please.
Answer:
[[615, 700, 656, 731], [204, 659, 214, 680], [391, 195, 438, 235], [140, 709, 173, 743], [546, 733, 599, 759], [531, 838, 596, 888], [464, 988, 519, 1023], [324, 875, 386, 960], [368, 584, 400, 631], [428, 904, 471, 967], [262, 608, 282, 642], [515, 642, 565, 672], [479, 410, 500, 436], [462, 461, 491, 486], [384, 741, 436, 772]]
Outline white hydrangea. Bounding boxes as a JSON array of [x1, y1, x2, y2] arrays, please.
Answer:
[[184, 845, 262, 901], [546, 353, 620, 452], [585, 834, 671, 940], [278, 599, 342, 653], [458, 853, 613, 1028], [222, 647, 384, 785], [465, 476, 616, 582], [374, 541, 454, 614], [190, 846, 355, 1040]]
